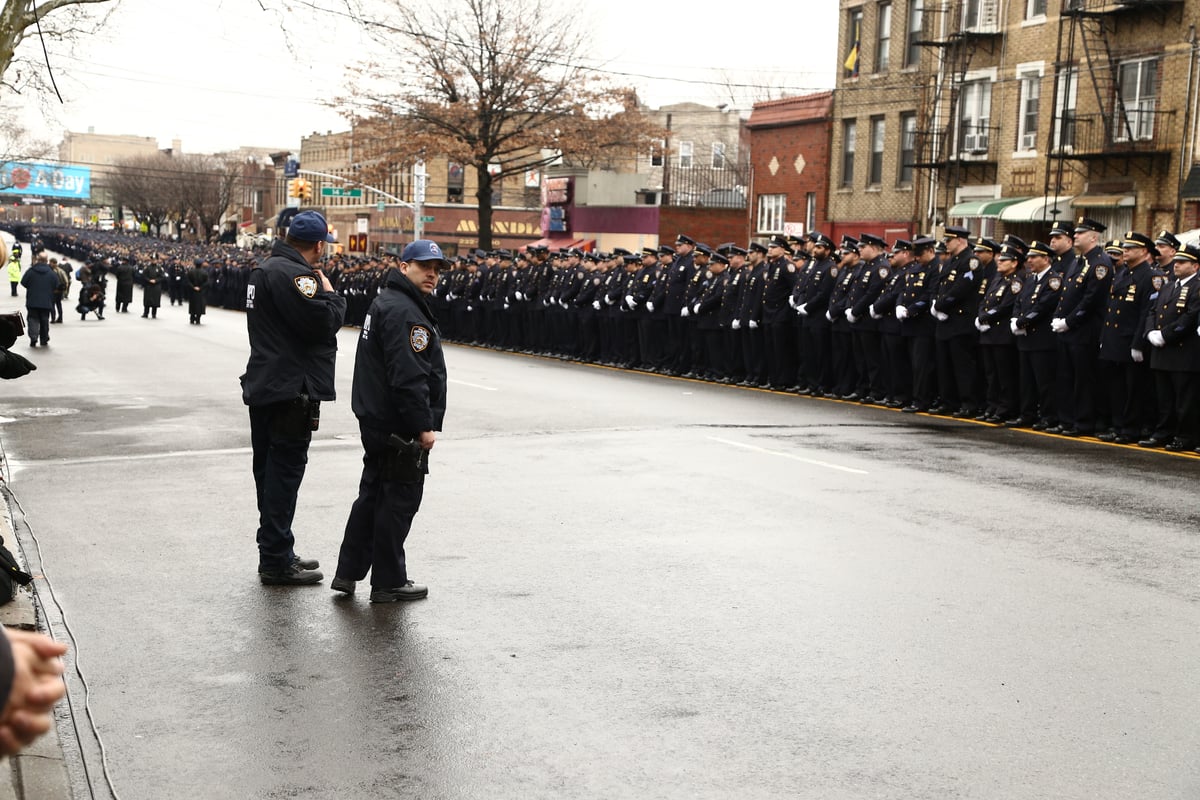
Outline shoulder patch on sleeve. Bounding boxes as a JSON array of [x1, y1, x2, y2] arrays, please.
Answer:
[[787, 263, 796, 273], [1152, 275, 1166, 291], [294, 275, 318, 298], [879, 267, 890, 280], [1010, 280, 1023, 295], [1048, 275, 1062, 291], [1094, 265, 1108, 281], [969, 258, 980, 271], [410, 325, 431, 353]]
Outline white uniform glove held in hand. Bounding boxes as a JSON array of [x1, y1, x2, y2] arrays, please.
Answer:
[[1051, 318, 1068, 334], [731, 319, 741, 330], [749, 319, 759, 329], [646, 301, 655, 313], [1131, 349, 1144, 363], [680, 307, 689, 318], [895, 305, 908, 320], [1148, 330, 1166, 348], [845, 309, 858, 324]]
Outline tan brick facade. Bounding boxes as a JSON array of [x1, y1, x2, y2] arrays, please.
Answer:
[[833, 0, 1200, 243]]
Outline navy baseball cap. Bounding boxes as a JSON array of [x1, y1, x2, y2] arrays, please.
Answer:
[[287, 211, 336, 243], [402, 239, 447, 264]]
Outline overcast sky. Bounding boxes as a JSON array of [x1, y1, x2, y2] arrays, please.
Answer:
[[8, 0, 837, 157]]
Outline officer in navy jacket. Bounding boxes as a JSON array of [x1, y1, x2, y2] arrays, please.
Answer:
[[1141, 244, 1200, 450], [335, 240, 448, 603], [1008, 240, 1063, 429], [241, 211, 347, 585]]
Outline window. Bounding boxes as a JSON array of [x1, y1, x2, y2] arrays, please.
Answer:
[[650, 140, 664, 167], [899, 112, 916, 185], [846, 8, 863, 78], [875, 3, 892, 72], [712, 142, 726, 170], [447, 162, 464, 203], [679, 141, 693, 168], [757, 194, 786, 234], [1017, 68, 1041, 151], [963, 0, 997, 32], [1115, 58, 1159, 142], [842, 119, 857, 187], [959, 80, 992, 154], [869, 116, 885, 185], [1053, 67, 1078, 151], [806, 192, 817, 232], [1025, 0, 1046, 18], [905, 0, 923, 67]]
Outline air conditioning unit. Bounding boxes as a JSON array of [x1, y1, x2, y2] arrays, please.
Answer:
[[963, 133, 989, 154], [1021, 133, 1037, 150]]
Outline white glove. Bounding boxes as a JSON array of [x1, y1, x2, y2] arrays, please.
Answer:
[[504, 302, 510, 310], [1051, 318, 1068, 334], [732, 319, 741, 330], [845, 309, 858, 324], [825, 310, 834, 322], [646, 301, 655, 313], [466, 304, 473, 312], [560, 299, 568, 308], [605, 295, 615, 306], [680, 307, 690, 318], [749, 319, 759, 329], [979, 323, 991, 333], [447, 293, 456, 301], [624, 294, 636, 308], [974, 318, 985, 332], [895, 305, 909, 320], [692, 303, 701, 315], [1009, 318, 1020, 335], [593, 300, 601, 311], [798, 303, 809, 316], [868, 305, 881, 320], [1148, 330, 1166, 348], [788, 295, 797, 309], [934, 310, 949, 322], [1131, 348, 1144, 363], [515, 291, 524, 301]]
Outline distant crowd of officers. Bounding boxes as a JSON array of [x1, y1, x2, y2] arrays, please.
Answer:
[[429, 222, 1200, 454], [13, 221, 1200, 453]]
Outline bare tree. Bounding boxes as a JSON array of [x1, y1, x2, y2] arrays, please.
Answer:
[[0, 0, 116, 93], [109, 153, 177, 236], [176, 154, 239, 243], [343, 0, 663, 249]]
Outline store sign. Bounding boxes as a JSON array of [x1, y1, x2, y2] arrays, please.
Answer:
[[0, 162, 91, 199]]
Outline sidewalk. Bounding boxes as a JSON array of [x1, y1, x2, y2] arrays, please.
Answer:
[[0, 491, 72, 800]]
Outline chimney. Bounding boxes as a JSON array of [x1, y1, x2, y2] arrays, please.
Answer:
[[172, 138, 182, 154]]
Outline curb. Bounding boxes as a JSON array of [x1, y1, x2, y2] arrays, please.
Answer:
[[0, 489, 71, 800]]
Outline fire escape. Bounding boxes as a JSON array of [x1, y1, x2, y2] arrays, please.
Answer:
[[1048, 0, 1183, 197], [908, 0, 1004, 226]]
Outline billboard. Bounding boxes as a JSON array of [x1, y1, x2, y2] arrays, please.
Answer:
[[0, 162, 91, 200]]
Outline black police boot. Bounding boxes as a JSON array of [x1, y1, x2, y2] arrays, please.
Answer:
[[259, 564, 323, 586], [370, 581, 428, 603]]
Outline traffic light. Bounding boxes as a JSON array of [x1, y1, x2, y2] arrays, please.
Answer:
[[286, 179, 299, 199], [299, 179, 312, 203]]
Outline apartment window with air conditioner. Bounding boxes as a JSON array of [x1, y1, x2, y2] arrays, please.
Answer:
[[1016, 67, 1042, 152], [959, 81, 992, 155], [679, 141, 694, 168], [963, 0, 997, 32], [1114, 57, 1159, 142], [1053, 67, 1078, 152], [757, 194, 787, 235]]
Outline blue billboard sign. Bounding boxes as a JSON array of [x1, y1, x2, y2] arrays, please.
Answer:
[[0, 162, 91, 200]]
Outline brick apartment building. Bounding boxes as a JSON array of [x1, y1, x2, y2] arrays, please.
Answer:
[[833, 0, 1200, 243], [745, 92, 834, 244]]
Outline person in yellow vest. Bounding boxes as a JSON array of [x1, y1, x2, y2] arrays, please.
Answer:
[[7, 248, 21, 297]]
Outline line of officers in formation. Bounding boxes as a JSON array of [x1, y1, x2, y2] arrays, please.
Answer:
[[428, 222, 1200, 453]]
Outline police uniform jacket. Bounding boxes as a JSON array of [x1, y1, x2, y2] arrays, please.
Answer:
[[664, 252, 694, 315], [873, 263, 906, 335], [1099, 259, 1164, 363], [799, 257, 836, 325], [1012, 268, 1063, 352], [186, 266, 210, 316], [932, 249, 982, 339], [762, 256, 798, 325], [695, 269, 727, 331], [1054, 245, 1113, 342], [1052, 249, 1078, 277], [142, 263, 166, 307], [723, 267, 747, 327], [685, 264, 708, 310], [827, 260, 859, 331], [898, 260, 937, 337], [241, 239, 348, 406], [1145, 274, 1200, 372], [737, 262, 767, 325], [847, 254, 890, 332], [977, 271, 1021, 346], [648, 262, 670, 316], [351, 269, 447, 437]]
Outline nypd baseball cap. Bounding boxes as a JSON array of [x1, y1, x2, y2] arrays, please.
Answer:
[[287, 211, 336, 243], [402, 239, 447, 264]]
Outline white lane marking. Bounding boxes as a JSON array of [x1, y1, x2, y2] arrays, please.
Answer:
[[707, 436, 869, 475], [449, 379, 498, 392]]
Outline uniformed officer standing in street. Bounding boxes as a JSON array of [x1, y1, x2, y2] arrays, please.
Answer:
[[242, 211, 347, 586], [931, 225, 982, 417], [333, 240, 448, 602], [1140, 243, 1200, 452], [1007, 240, 1064, 430]]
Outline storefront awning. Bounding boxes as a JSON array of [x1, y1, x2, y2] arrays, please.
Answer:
[[999, 195, 1076, 222], [1070, 194, 1135, 209], [948, 197, 1031, 218]]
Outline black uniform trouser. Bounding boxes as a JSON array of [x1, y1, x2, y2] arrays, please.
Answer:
[[703, 327, 729, 379], [742, 325, 767, 383], [980, 343, 1018, 418], [880, 332, 909, 403], [851, 328, 881, 396], [336, 424, 426, 589], [665, 315, 684, 371], [726, 331, 745, 381], [1148, 369, 1200, 442], [1101, 359, 1152, 436], [936, 334, 978, 410], [830, 329, 855, 394], [1056, 339, 1100, 432], [800, 320, 831, 392], [906, 335, 937, 408], [766, 322, 798, 387], [249, 401, 312, 572], [1019, 348, 1057, 423]]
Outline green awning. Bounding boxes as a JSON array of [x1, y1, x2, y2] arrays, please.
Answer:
[[948, 197, 1032, 218]]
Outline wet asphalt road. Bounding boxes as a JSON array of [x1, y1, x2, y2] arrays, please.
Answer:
[[0, 259, 1196, 799]]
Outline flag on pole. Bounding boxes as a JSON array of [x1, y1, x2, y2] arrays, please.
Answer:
[[844, 40, 859, 77]]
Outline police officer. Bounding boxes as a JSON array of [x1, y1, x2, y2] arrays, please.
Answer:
[[931, 225, 982, 416], [1141, 244, 1200, 451], [186, 258, 211, 325], [1007, 240, 1064, 430], [762, 234, 799, 389], [241, 210, 347, 585], [898, 236, 939, 413], [332, 240, 448, 602], [976, 245, 1024, 423]]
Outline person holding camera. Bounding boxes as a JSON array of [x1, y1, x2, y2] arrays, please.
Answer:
[[241, 211, 347, 586], [331, 240, 448, 603]]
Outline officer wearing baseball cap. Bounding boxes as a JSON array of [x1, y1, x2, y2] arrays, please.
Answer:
[[333, 240, 449, 602], [241, 209, 347, 586]]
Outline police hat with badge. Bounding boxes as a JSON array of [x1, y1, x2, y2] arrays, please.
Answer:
[[748, 241, 769, 255], [675, 234, 696, 248], [1155, 230, 1181, 251], [1074, 217, 1107, 235], [694, 243, 714, 258], [810, 233, 835, 250], [1047, 221, 1073, 238], [858, 233, 887, 251], [840, 235, 860, 254], [1122, 231, 1154, 250], [1172, 243, 1200, 263], [942, 225, 971, 241], [973, 237, 1000, 254]]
